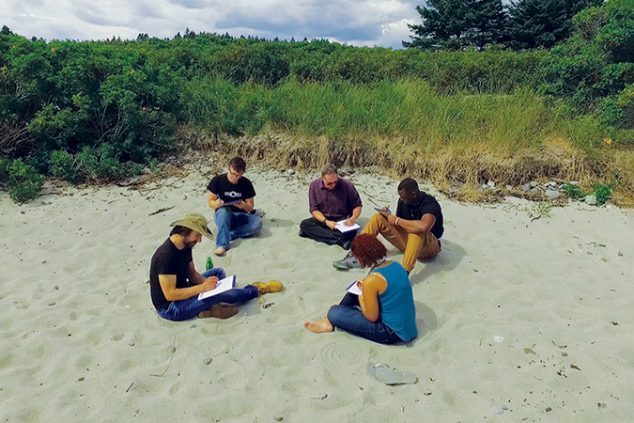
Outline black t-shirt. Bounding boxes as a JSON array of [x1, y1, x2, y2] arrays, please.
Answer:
[[396, 193, 444, 239], [149, 238, 193, 311], [207, 174, 256, 212]]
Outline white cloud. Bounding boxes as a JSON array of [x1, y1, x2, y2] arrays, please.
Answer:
[[0, 0, 423, 48]]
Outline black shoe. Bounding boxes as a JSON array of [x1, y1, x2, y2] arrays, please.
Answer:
[[341, 238, 353, 250]]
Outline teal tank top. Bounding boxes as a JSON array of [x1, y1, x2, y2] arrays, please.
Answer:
[[373, 262, 418, 342]]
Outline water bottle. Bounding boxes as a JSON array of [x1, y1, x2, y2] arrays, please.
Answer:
[[206, 256, 213, 270]]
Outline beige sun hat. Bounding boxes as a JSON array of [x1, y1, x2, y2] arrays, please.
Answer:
[[170, 213, 214, 240]]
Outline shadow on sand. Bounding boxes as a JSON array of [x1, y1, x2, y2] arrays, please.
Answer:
[[409, 239, 466, 285]]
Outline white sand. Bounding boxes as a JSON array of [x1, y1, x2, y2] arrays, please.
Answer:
[[1, 164, 632, 422]]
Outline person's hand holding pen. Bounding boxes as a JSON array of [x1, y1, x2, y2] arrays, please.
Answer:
[[233, 200, 248, 210], [376, 206, 391, 218], [200, 276, 218, 292]]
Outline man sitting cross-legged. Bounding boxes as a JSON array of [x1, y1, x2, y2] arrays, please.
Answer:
[[298, 163, 362, 250], [149, 213, 282, 321], [333, 178, 444, 274], [207, 156, 262, 256]]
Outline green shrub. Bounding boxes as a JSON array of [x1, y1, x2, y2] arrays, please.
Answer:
[[598, 83, 633, 129], [563, 183, 585, 199], [48, 150, 83, 182], [0, 158, 44, 203], [48, 146, 143, 183], [593, 183, 612, 205], [541, 0, 634, 115]]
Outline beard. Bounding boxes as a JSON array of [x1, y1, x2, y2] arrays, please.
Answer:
[[184, 238, 199, 248]]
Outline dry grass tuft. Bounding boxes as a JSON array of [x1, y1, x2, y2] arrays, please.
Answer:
[[176, 127, 634, 206]]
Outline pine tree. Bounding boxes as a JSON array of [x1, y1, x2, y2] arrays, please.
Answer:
[[508, 0, 603, 49], [403, 0, 473, 50], [404, 0, 508, 50], [465, 0, 509, 49]]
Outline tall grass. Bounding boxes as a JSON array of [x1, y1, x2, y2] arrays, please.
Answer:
[[181, 77, 633, 204], [231, 79, 599, 155]]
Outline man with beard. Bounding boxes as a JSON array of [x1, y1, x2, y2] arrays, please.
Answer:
[[333, 178, 444, 274], [149, 213, 281, 321]]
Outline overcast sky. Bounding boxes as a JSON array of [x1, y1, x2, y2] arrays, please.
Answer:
[[0, 0, 425, 49]]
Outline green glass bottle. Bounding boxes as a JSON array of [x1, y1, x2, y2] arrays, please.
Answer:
[[206, 256, 213, 270]]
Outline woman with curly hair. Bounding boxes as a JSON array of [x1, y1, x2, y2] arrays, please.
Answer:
[[304, 234, 418, 344]]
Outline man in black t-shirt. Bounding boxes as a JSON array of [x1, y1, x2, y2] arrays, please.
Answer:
[[207, 157, 262, 256], [149, 213, 271, 321], [334, 178, 444, 273]]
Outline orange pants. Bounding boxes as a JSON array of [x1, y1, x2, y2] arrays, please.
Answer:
[[362, 213, 440, 273]]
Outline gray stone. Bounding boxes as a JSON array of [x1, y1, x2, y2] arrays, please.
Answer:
[[530, 181, 538, 188], [487, 180, 495, 188], [545, 190, 561, 200], [521, 183, 532, 192], [585, 194, 597, 206]]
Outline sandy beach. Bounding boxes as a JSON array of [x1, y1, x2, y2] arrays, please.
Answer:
[[1, 163, 632, 422]]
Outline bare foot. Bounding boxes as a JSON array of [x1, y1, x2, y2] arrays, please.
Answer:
[[304, 318, 334, 334]]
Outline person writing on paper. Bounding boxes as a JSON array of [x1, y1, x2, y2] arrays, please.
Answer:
[[207, 156, 262, 256], [304, 234, 417, 344], [149, 213, 282, 321], [333, 177, 443, 273], [299, 163, 362, 250]]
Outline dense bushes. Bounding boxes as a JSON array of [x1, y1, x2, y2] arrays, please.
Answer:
[[0, 0, 631, 203], [540, 0, 634, 127], [48, 145, 143, 183]]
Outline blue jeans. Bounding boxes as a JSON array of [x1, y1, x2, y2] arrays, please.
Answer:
[[214, 207, 263, 249], [157, 268, 258, 321], [327, 294, 403, 345]]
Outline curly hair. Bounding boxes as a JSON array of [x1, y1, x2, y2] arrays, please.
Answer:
[[351, 234, 387, 267]]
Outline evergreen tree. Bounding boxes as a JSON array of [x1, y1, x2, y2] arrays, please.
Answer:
[[466, 0, 509, 49], [508, 0, 603, 49], [404, 0, 473, 50], [404, 0, 508, 50]]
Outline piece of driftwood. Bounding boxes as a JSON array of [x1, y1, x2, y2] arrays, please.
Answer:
[[148, 206, 174, 216]]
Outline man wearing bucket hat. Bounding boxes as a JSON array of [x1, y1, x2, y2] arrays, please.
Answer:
[[149, 213, 282, 321]]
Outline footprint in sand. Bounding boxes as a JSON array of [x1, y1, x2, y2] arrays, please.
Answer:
[[319, 340, 366, 371]]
